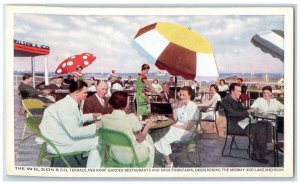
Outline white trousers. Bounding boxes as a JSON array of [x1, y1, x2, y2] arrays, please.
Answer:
[[47, 136, 101, 168], [154, 126, 192, 156]]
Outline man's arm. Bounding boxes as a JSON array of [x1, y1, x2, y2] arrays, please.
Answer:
[[222, 98, 249, 117]]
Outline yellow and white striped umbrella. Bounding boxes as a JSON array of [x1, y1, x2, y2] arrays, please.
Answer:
[[134, 22, 219, 82]]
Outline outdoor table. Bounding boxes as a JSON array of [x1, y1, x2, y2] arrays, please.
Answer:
[[147, 118, 174, 143], [146, 92, 159, 102], [252, 112, 284, 167]]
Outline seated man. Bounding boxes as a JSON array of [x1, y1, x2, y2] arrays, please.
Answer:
[[237, 77, 250, 104], [47, 76, 69, 101], [197, 84, 221, 120], [222, 83, 272, 164], [39, 81, 102, 168], [123, 75, 134, 89], [63, 74, 74, 85], [83, 81, 113, 115], [157, 82, 175, 102], [18, 74, 55, 103]]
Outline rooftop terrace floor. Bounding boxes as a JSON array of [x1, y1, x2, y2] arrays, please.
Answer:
[[13, 92, 283, 168]]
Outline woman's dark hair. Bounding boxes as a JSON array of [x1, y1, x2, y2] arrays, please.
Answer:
[[141, 64, 150, 71], [77, 65, 83, 70], [237, 77, 243, 82], [210, 84, 219, 92], [229, 83, 241, 93], [180, 86, 195, 100], [262, 86, 272, 93], [219, 79, 225, 83], [109, 91, 128, 109], [153, 79, 158, 83], [69, 80, 88, 93], [22, 74, 32, 80]]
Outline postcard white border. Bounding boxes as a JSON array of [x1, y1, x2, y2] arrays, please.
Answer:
[[5, 5, 294, 178]]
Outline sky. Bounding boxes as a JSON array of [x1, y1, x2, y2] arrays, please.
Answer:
[[13, 12, 284, 74]]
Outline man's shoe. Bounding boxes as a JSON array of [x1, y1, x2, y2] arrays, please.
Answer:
[[251, 153, 269, 164], [263, 150, 273, 156]]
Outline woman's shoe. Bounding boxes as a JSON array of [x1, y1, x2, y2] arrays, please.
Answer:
[[164, 162, 174, 168]]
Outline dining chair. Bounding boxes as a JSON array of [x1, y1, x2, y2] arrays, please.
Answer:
[[221, 108, 251, 159], [200, 101, 221, 137], [274, 115, 284, 167], [21, 98, 46, 140], [98, 128, 149, 167], [25, 116, 86, 167], [17, 92, 26, 115], [172, 112, 202, 167]]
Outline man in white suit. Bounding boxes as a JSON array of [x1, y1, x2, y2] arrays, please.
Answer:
[[40, 80, 102, 168]]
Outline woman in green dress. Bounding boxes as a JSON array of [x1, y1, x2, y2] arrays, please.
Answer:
[[136, 64, 162, 118]]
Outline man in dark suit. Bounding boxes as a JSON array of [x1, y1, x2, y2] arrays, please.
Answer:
[[157, 82, 175, 102], [47, 76, 69, 101], [222, 83, 271, 164], [83, 81, 113, 115], [18, 74, 54, 103]]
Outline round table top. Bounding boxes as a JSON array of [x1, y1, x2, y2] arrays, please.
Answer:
[[150, 119, 173, 130]]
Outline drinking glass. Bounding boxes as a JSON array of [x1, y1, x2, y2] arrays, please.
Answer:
[[150, 114, 158, 122]]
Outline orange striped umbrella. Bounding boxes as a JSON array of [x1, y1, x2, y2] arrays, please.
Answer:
[[134, 22, 219, 82]]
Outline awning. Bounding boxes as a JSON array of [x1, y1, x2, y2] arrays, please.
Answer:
[[14, 43, 50, 57], [14, 40, 51, 87]]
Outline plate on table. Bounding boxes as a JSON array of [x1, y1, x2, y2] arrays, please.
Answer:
[[157, 116, 169, 121]]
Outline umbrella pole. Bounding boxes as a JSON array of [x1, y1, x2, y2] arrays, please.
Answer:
[[175, 76, 177, 100], [31, 57, 36, 88], [44, 56, 49, 85]]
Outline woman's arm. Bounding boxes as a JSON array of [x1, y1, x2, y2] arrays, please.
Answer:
[[135, 120, 156, 143], [172, 120, 196, 130], [199, 95, 217, 107]]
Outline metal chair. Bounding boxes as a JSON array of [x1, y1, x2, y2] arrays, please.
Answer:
[[200, 101, 220, 137], [98, 128, 150, 167], [274, 115, 284, 167], [21, 98, 46, 140], [25, 116, 86, 167], [221, 109, 251, 159], [172, 112, 202, 167]]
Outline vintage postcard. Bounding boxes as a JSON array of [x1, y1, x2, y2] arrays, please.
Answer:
[[5, 5, 294, 178]]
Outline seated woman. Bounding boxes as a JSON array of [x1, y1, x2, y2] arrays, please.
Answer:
[[101, 91, 156, 167], [154, 86, 200, 168], [151, 79, 162, 93], [198, 84, 221, 120], [251, 86, 284, 113], [250, 86, 284, 143], [217, 79, 229, 98]]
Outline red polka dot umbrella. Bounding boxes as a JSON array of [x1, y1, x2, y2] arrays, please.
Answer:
[[55, 53, 96, 74]]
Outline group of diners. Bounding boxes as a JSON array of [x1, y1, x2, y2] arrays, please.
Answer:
[[19, 67, 284, 167]]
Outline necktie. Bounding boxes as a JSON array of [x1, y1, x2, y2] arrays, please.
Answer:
[[165, 92, 168, 100], [100, 98, 104, 107]]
